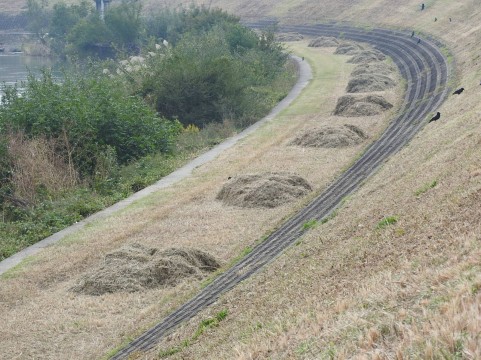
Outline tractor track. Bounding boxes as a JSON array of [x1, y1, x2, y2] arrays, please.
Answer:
[[112, 23, 450, 359]]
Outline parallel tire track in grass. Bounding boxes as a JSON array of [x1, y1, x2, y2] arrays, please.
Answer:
[[111, 23, 450, 359]]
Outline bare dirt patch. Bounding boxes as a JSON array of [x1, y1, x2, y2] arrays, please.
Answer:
[[347, 74, 396, 93], [334, 95, 393, 117], [289, 124, 368, 148], [276, 32, 304, 41], [351, 62, 396, 77], [334, 43, 363, 55], [216, 173, 312, 208], [70, 244, 220, 296], [308, 36, 339, 47]]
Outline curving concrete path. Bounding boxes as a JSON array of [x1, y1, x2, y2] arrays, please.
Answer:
[[111, 23, 451, 359], [0, 55, 312, 276]]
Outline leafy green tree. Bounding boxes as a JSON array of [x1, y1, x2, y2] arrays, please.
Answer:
[[0, 70, 182, 176], [66, 15, 112, 57], [26, 0, 50, 36], [105, 0, 143, 47]]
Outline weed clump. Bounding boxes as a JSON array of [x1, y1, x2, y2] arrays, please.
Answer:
[[71, 244, 220, 295], [334, 95, 393, 117], [290, 124, 367, 148], [217, 173, 312, 208]]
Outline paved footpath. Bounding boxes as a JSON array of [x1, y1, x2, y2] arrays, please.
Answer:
[[0, 55, 312, 276]]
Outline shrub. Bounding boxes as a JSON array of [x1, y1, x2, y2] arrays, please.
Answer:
[[0, 69, 182, 178]]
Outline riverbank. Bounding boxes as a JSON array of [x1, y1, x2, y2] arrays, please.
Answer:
[[0, 31, 33, 53]]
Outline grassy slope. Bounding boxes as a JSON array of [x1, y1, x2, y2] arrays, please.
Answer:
[[0, 43, 400, 358], [1, 0, 480, 358], [139, 1, 481, 359]]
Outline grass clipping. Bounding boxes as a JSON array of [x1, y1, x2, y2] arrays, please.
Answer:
[[217, 173, 312, 208], [308, 36, 339, 47], [347, 50, 386, 64], [334, 43, 363, 55], [276, 32, 304, 41], [71, 244, 220, 295], [351, 62, 396, 77], [347, 74, 396, 93], [334, 95, 393, 117], [290, 124, 368, 148]]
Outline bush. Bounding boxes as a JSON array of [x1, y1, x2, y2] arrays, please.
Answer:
[[138, 18, 288, 128], [0, 69, 182, 177]]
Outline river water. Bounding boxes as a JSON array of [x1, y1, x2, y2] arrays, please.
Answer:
[[0, 54, 56, 101]]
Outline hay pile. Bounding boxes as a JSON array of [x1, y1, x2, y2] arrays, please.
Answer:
[[334, 95, 393, 117], [346, 74, 396, 93], [71, 244, 220, 295], [308, 36, 339, 47], [290, 124, 367, 148], [217, 173, 312, 208], [334, 43, 363, 55], [351, 62, 396, 77], [276, 32, 304, 41], [347, 50, 386, 64]]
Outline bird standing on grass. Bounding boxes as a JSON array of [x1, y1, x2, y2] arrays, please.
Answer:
[[417, 38, 421, 44], [429, 112, 441, 122], [453, 87, 464, 95], [411, 31, 415, 37]]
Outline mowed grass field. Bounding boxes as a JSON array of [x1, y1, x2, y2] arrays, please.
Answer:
[[137, 1, 481, 358], [0, 42, 404, 358], [2, 0, 481, 358]]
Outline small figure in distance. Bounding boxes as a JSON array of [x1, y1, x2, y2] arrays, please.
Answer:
[[449, 18, 452, 22], [417, 38, 421, 44], [411, 30, 415, 37], [434, 17, 437, 22], [421, 3, 425, 10], [429, 112, 441, 123], [453, 87, 464, 95], [302, 56, 304, 61]]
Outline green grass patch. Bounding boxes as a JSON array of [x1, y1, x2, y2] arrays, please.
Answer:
[[376, 216, 399, 229], [414, 180, 438, 196], [158, 310, 228, 358], [302, 219, 318, 231]]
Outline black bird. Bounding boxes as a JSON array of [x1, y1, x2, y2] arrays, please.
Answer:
[[449, 17, 452, 22], [417, 38, 421, 44], [453, 87, 464, 95], [411, 31, 415, 37], [421, 3, 425, 10], [434, 17, 437, 22], [429, 112, 441, 122]]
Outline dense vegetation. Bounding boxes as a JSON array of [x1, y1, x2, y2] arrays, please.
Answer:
[[0, 2, 296, 260]]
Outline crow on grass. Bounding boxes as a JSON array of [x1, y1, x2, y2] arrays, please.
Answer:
[[453, 87, 464, 95], [429, 112, 441, 122]]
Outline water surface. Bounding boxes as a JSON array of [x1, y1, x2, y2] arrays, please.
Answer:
[[0, 54, 56, 101]]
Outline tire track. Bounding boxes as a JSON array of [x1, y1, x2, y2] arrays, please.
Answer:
[[111, 23, 450, 359]]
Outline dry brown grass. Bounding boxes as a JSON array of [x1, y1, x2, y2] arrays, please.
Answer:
[[7, 131, 78, 203], [0, 43, 402, 359], [3, 0, 481, 357]]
